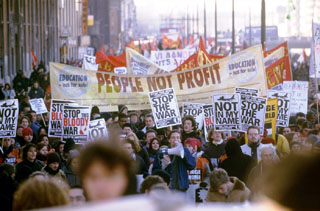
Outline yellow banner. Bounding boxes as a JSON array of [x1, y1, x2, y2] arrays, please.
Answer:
[[265, 98, 278, 140], [50, 45, 267, 112]]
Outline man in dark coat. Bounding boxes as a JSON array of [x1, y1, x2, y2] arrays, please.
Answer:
[[219, 138, 255, 183], [63, 149, 81, 187], [28, 81, 45, 99], [181, 115, 201, 144], [13, 69, 29, 94], [15, 143, 44, 183]]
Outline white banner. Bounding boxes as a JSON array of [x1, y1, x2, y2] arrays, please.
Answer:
[[148, 88, 181, 129], [313, 22, 320, 77]]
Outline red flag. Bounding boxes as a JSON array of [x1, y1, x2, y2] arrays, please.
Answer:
[[31, 48, 37, 69]]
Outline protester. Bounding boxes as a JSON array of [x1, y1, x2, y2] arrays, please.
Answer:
[[148, 137, 161, 163], [206, 168, 250, 203], [37, 143, 49, 164], [181, 115, 201, 144], [63, 149, 81, 187], [0, 137, 19, 165], [78, 141, 137, 202], [41, 152, 67, 184], [28, 80, 45, 99], [241, 126, 265, 161], [15, 143, 44, 183], [290, 141, 302, 155], [0, 164, 17, 211], [219, 138, 255, 183], [127, 132, 150, 166], [12, 177, 69, 211], [140, 175, 167, 193], [19, 115, 31, 128], [203, 128, 226, 167], [20, 127, 34, 146], [69, 185, 86, 206], [152, 130, 196, 191], [2, 83, 16, 99], [141, 114, 156, 133], [123, 138, 147, 175]]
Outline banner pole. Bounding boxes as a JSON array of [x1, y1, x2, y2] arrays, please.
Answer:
[[312, 20, 320, 125], [41, 114, 47, 127]]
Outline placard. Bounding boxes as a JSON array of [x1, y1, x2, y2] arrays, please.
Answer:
[[29, 98, 48, 114], [182, 103, 204, 130], [267, 91, 291, 127], [203, 104, 214, 141], [0, 99, 19, 137], [148, 88, 181, 129], [88, 119, 108, 141], [213, 94, 240, 131], [265, 98, 278, 140], [283, 81, 308, 114]]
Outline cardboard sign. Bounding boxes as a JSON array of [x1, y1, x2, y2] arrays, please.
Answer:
[[88, 119, 108, 141], [203, 104, 214, 141], [182, 103, 204, 130], [283, 81, 308, 114], [265, 98, 278, 140], [239, 95, 266, 135], [235, 87, 259, 97], [48, 99, 77, 137], [82, 55, 98, 71], [267, 91, 291, 127], [148, 88, 181, 129], [0, 99, 19, 137], [213, 94, 240, 131], [63, 105, 90, 140], [29, 98, 48, 114]]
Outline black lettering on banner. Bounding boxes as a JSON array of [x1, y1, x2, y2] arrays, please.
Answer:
[[267, 91, 291, 127], [148, 88, 181, 129], [213, 94, 241, 131], [0, 99, 19, 138]]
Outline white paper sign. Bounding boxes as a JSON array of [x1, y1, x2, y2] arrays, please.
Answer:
[[267, 91, 291, 127], [0, 99, 19, 137], [29, 98, 48, 114], [182, 103, 204, 130], [82, 55, 98, 71], [148, 88, 181, 129], [283, 81, 308, 114], [88, 119, 108, 141]]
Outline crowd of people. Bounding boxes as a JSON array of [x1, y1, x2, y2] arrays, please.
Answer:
[[0, 62, 320, 210]]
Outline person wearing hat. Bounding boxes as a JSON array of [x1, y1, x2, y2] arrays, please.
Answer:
[[118, 105, 128, 115], [42, 152, 67, 184], [15, 143, 44, 183], [206, 168, 250, 202], [21, 127, 34, 147], [185, 138, 212, 184], [100, 112, 113, 127], [13, 69, 29, 95]]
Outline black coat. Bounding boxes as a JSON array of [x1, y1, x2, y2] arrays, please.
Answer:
[[13, 74, 29, 93], [28, 87, 45, 99], [219, 139, 255, 183], [181, 130, 201, 144], [15, 159, 44, 183]]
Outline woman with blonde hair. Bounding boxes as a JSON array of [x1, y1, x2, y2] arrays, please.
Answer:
[[13, 177, 69, 211]]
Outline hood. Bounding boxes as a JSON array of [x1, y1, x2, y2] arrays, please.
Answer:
[[67, 149, 79, 167], [225, 139, 242, 157]]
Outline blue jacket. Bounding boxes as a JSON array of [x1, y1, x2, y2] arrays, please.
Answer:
[[152, 148, 196, 191]]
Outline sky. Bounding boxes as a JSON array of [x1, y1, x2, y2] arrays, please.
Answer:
[[134, 0, 289, 36]]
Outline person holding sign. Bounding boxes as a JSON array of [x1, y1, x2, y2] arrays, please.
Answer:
[[152, 130, 196, 192], [181, 115, 201, 144], [241, 126, 266, 161]]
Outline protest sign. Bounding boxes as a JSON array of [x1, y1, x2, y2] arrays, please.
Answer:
[[182, 103, 204, 130], [203, 104, 214, 141], [63, 105, 90, 140], [82, 55, 98, 71], [88, 119, 108, 141], [148, 88, 181, 129], [150, 49, 196, 71], [265, 98, 278, 140], [48, 99, 77, 137], [283, 81, 308, 114], [29, 98, 48, 114], [239, 95, 266, 135], [114, 67, 127, 74], [213, 94, 241, 131], [50, 44, 267, 112], [267, 91, 291, 127], [188, 169, 202, 184], [126, 48, 166, 75], [0, 99, 18, 137], [235, 87, 259, 97]]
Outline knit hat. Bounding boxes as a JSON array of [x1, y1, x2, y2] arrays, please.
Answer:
[[184, 138, 198, 150], [118, 104, 128, 114], [22, 127, 33, 137], [209, 168, 229, 192], [101, 112, 112, 121], [47, 152, 60, 165]]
